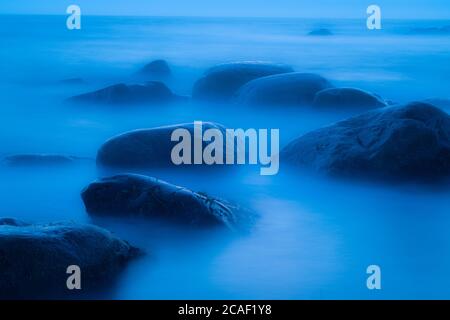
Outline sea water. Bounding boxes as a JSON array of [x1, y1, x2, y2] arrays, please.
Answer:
[[1, 15, 450, 299]]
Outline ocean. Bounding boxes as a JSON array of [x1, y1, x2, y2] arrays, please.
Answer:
[[1, 14, 450, 299]]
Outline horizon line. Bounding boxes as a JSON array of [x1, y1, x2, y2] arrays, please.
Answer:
[[0, 13, 449, 21]]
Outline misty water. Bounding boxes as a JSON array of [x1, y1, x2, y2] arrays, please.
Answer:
[[1, 15, 450, 299]]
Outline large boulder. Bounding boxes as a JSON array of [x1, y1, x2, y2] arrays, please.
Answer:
[[281, 102, 450, 182], [138, 59, 171, 77], [3, 154, 83, 166], [312, 87, 387, 109], [82, 174, 236, 228], [97, 122, 233, 169], [235, 72, 333, 106], [68, 81, 181, 105], [192, 61, 294, 102], [0, 218, 139, 298]]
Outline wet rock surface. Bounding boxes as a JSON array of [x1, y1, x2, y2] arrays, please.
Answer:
[[192, 61, 294, 102], [312, 87, 387, 109], [281, 102, 450, 182], [96, 122, 231, 169], [235, 72, 333, 106], [0, 218, 139, 298], [68, 81, 181, 105], [82, 174, 237, 228]]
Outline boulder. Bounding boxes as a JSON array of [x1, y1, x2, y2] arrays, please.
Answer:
[[281, 102, 450, 182], [139, 59, 171, 77], [235, 72, 333, 106], [3, 154, 81, 166], [312, 87, 387, 109], [96, 122, 233, 169], [68, 81, 180, 105], [192, 61, 294, 102], [81, 174, 236, 228], [0, 218, 139, 298], [308, 28, 333, 36]]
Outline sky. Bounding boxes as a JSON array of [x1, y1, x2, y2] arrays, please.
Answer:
[[0, 0, 449, 19]]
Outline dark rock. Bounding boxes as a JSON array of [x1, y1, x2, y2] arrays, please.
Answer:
[[0, 218, 29, 227], [281, 102, 450, 182], [3, 154, 82, 166], [308, 28, 333, 36], [68, 81, 180, 105], [139, 59, 171, 77], [235, 72, 333, 106], [0, 219, 139, 298], [313, 87, 387, 109], [97, 122, 231, 169], [82, 174, 236, 228], [192, 61, 294, 102]]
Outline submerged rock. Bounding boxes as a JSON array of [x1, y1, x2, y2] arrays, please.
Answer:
[[192, 61, 294, 102], [308, 28, 333, 36], [281, 102, 450, 182], [139, 59, 171, 77], [82, 174, 237, 228], [235, 72, 333, 106], [0, 218, 139, 298], [313, 87, 387, 109], [3, 154, 83, 166], [68, 81, 181, 105], [97, 122, 232, 169]]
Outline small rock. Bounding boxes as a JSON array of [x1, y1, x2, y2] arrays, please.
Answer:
[[308, 28, 333, 36], [139, 59, 171, 77], [68, 81, 181, 105], [3, 154, 81, 166]]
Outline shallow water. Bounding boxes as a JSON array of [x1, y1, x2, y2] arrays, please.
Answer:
[[1, 15, 450, 299]]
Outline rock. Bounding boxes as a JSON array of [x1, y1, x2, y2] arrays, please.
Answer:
[[0, 218, 29, 227], [235, 72, 333, 106], [281, 102, 450, 182], [97, 122, 232, 169], [139, 59, 171, 77], [0, 219, 139, 298], [192, 61, 294, 102], [3, 154, 82, 166], [82, 174, 236, 228], [308, 28, 333, 36], [312, 87, 387, 109], [68, 81, 181, 105]]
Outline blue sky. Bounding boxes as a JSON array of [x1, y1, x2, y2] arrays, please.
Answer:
[[0, 0, 449, 19]]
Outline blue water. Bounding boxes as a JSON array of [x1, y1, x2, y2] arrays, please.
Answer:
[[1, 15, 450, 299]]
